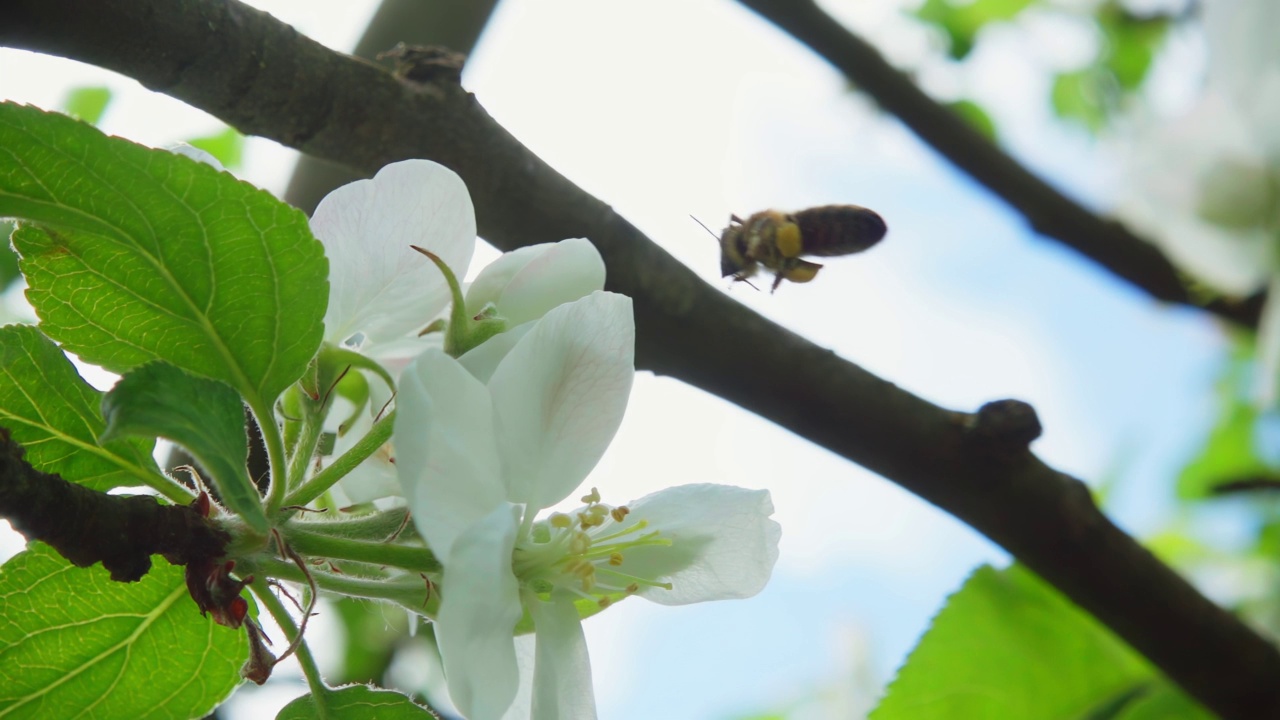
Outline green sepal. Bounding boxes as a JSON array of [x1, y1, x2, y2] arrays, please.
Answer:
[[411, 245, 507, 357]]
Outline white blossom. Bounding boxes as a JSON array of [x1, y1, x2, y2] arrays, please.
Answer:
[[395, 291, 781, 720]]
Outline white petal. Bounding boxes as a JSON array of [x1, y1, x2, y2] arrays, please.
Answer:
[[529, 596, 597, 720], [467, 239, 605, 327], [499, 637, 537, 720], [458, 323, 534, 385], [488, 292, 635, 509], [1257, 279, 1280, 407], [465, 244, 552, 314], [613, 484, 780, 606], [165, 142, 226, 171], [437, 505, 523, 720], [314, 159, 476, 347], [396, 348, 506, 557]]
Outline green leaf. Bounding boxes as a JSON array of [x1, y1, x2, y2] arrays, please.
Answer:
[[1097, 3, 1169, 91], [869, 564, 1210, 720], [60, 87, 112, 126], [0, 543, 246, 719], [0, 324, 163, 493], [100, 361, 267, 533], [1051, 70, 1109, 132], [187, 127, 245, 170], [0, 102, 328, 409], [1178, 344, 1278, 498], [912, 0, 1034, 60], [277, 685, 439, 719], [946, 99, 998, 142], [0, 221, 19, 293]]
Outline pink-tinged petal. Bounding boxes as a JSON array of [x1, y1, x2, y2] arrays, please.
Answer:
[[313, 159, 476, 346], [437, 505, 523, 720], [529, 596, 597, 720], [488, 292, 635, 509], [396, 348, 506, 557], [613, 484, 780, 606], [465, 244, 551, 314], [467, 239, 606, 327]]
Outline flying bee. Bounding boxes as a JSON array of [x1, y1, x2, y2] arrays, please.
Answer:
[[714, 205, 887, 292]]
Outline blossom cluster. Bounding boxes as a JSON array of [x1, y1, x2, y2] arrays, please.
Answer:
[[306, 159, 781, 719], [1117, 0, 1280, 401]]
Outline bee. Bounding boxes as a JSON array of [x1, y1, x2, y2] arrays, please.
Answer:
[[715, 205, 887, 292]]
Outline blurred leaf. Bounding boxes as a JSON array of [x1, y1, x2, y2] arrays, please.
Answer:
[[912, 0, 1035, 60], [277, 685, 438, 719], [333, 597, 408, 685], [0, 543, 245, 719], [60, 86, 112, 125], [0, 102, 328, 408], [1097, 3, 1170, 91], [1052, 70, 1109, 132], [100, 361, 267, 533], [188, 126, 246, 170], [1178, 347, 1279, 498], [946, 99, 998, 141], [869, 564, 1210, 719]]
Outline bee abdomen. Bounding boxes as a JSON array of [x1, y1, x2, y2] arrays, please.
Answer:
[[793, 205, 887, 257]]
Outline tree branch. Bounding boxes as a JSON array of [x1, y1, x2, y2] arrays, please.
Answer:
[[281, 0, 500, 215], [2, 1, 1277, 716], [734, 0, 1265, 329]]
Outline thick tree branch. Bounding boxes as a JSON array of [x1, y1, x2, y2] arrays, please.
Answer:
[[281, 0, 500, 215], [2, 1, 1277, 716], [735, 0, 1265, 329]]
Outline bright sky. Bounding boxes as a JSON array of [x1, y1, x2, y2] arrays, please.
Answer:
[[0, 1, 1231, 718]]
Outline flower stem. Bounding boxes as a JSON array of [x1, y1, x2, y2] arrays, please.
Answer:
[[253, 557, 438, 616], [250, 578, 329, 714], [282, 527, 440, 573], [283, 409, 396, 508], [249, 394, 290, 518]]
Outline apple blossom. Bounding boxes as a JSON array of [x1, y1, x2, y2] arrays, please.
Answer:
[[1116, 0, 1280, 402], [394, 290, 781, 720], [305, 160, 603, 503]]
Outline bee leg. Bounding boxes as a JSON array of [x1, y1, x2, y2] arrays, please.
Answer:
[[781, 260, 823, 285], [775, 221, 803, 258]]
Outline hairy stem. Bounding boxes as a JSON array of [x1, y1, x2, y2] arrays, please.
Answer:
[[285, 410, 396, 508]]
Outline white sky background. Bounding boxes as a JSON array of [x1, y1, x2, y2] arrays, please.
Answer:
[[0, 0, 1236, 718]]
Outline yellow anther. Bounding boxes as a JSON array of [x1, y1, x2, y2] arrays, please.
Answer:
[[580, 487, 601, 504], [625, 583, 639, 594], [550, 513, 572, 529], [598, 597, 613, 609], [609, 552, 624, 567], [611, 506, 630, 523]]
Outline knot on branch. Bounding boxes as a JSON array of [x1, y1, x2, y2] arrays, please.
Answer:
[[963, 399, 1042, 458], [378, 43, 466, 85]]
